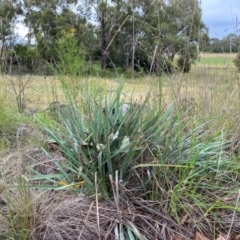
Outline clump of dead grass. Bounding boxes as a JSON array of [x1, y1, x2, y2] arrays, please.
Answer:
[[29, 188, 192, 240]]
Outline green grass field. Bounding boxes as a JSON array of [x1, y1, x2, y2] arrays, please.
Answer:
[[196, 52, 236, 68]]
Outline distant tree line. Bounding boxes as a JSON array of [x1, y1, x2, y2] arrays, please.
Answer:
[[0, 0, 208, 75], [201, 33, 240, 53]]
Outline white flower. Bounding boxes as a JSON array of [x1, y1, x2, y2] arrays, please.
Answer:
[[120, 136, 130, 152], [96, 143, 105, 151], [121, 103, 131, 115]]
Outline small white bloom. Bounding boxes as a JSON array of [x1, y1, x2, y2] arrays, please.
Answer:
[[113, 130, 119, 140], [96, 143, 105, 151], [121, 103, 131, 115], [21, 175, 29, 182], [120, 136, 130, 151]]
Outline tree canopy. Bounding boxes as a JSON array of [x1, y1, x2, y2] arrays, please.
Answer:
[[206, 34, 240, 53], [1, 0, 209, 74]]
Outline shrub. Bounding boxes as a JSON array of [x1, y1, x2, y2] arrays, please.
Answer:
[[53, 35, 86, 102], [14, 44, 39, 72], [177, 54, 192, 73], [56, 36, 85, 76], [159, 56, 175, 74], [123, 67, 145, 78]]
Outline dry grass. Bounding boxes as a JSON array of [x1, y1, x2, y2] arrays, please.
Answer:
[[1, 75, 157, 110], [30, 191, 192, 240], [1, 164, 240, 240], [1, 65, 240, 134], [1, 66, 239, 109], [0, 165, 207, 240], [199, 53, 236, 58]]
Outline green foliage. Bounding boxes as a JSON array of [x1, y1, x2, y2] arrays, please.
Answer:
[[96, 68, 118, 78], [34, 110, 60, 130], [207, 34, 240, 53], [53, 35, 86, 101], [2, 0, 206, 75], [177, 55, 192, 73], [56, 35, 85, 76], [14, 44, 39, 71], [199, 31, 210, 52], [158, 56, 177, 74], [23, 2, 96, 65], [0, 0, 23, 72], [0, 0, 22, 38]]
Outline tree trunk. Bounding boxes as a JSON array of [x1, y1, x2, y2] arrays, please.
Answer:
[[101, 10, 107, 70], [0, 38, 6, 73]]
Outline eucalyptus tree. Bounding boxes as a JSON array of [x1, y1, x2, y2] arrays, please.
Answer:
[[134, 0, 207, 73], [0, 0, 22, 72], [79, 0, 130, 69], [84, 0, 207, 73], [22, 0, 95, 63], [222, 34, 239, 53], [23, 0, 73, 60], [18, 0, 207, 74]]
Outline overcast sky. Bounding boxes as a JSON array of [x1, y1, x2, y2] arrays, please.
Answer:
[[201, 0, 240, 39]]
